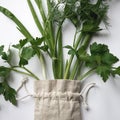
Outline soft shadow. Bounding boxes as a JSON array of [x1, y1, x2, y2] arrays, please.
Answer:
[[94, 32, 110, 38], [110, 0, 120, 5], [109, 0, 120, 10], [109, 76, 120, 93]]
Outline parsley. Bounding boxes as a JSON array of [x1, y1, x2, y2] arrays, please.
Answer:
[[0, 66, 17, 105], [84, 42, 119, 82], [0, 82, 17, 106]]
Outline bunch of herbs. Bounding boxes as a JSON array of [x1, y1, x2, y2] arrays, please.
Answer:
[[0, 0, 120, 105]]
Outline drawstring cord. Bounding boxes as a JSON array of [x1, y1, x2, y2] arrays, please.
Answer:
[[16, 78, 96, 110], [16, 77, 35, 101], [16, 77, 28, 93], [80, 83, 96, 110]]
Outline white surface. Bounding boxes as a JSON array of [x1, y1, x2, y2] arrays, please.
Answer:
[[0, 0, 120, 120]]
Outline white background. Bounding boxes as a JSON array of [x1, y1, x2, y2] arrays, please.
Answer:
[[0, 0, 120, 120]]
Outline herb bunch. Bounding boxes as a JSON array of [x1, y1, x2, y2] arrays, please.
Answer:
[[0, 0, 120, 105]]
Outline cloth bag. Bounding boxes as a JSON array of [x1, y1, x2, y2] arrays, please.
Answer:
[[34, 80, 82, 120]]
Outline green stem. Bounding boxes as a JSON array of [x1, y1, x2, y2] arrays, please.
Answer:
[[11, 66, 40, 80], [39, 53, 47, 79], [46, 0, 55, 52], [70, 34, 92, 80], [64, 32, 83, 79], [58, 27, 63, 78], [73, 29, 78, 47], [11, 68, 31, 76], [69, 59, 80, 80], [10, 68, 39, 80], [82, 34, 92, 49], [48, 21, 55, 52], [27, 0, 44, 35], [35, 0, 46, 25], [52, 25, 63, 79], [78, 68, 96, 80], [22, 66, 40, 80]]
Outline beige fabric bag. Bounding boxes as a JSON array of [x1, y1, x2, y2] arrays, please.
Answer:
[[34, 80, 82, 120]]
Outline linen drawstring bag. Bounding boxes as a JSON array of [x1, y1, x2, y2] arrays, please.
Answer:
[[16, 78, 95, 120], [33, 80, 95, 120]]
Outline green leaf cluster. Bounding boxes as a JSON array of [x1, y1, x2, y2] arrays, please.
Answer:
[[50, 0, 108, 32], [13, 37, 47, 66], [0, 81, 17, 105], [0, 46, 12, 64], [64, 45, 77, 55], [83, 42, 119, 81], [0, 46, 17, 105]]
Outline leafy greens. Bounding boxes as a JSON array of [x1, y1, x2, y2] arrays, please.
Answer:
[[0, 0, 120, 106]]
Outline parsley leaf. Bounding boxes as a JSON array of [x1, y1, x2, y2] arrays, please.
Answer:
[[90, 42, 109, 55], [21, 47, 35, 60], [0, 45, 12, 65], [13, 38, 29, 49], [0, 82, 17, 106], [96, 65, 111, 82], [19, 47, 35, 66], [0, 66, 11, 77], [0, 67, 17, 106], [64, 45, 77, 55]]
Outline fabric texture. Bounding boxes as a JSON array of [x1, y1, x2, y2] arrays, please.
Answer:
[[34, 80, 82, 120]]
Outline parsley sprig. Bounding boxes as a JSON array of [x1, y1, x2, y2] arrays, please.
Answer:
[[78, 42, 120, 82], [0, 0, 120, 106]]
